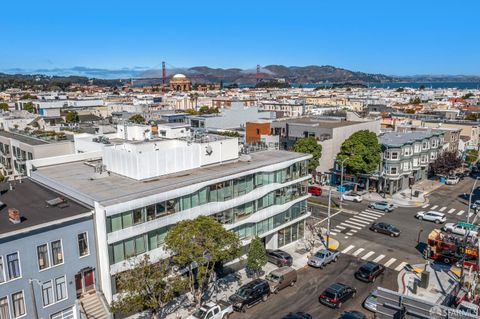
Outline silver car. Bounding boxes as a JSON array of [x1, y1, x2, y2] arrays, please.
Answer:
[[363, 289, 378, 312]]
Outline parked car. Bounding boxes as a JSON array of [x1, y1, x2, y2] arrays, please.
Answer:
[[308, 248, 339, 268], [442, 222, 479, 237], [368, 201, 395, 212], [445, 176, 460, 185], [266, 249, 293, 267], [338, 311, 367, 319], [472, 200, 480, 210], [415, 210, 447, 224], [308, 186, 322, 196], [229, 279, 271, 312], [355, 261, 385, 283], [370, 222, 400, 237], [319, 283, 356, 308], [342, 192, 363, 202], [363, 289, 378, 312], [188, 301, 233, 319], [282, 312, 312, 319], [265, 266, 297, 293]]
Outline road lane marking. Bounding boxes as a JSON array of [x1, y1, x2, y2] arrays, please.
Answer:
[[342, 245, 355, 253], [373, 254, 386, 263], [384, 258, 397, 267], [346, 232, 355, 236], [354, 215, 378, 223], [431, 205, 438, 210], [439, 206, 447, 212], [347, 218, 370, 225], [352, 248, 365, 256], [394, 262, 408, 272], [422, 203, 430, 208], [365, 209, 385, 215], [335, 225, 346, 229], [329, 232, 337, 236], [361, 251, 375, 260], [468, 212, 474, 218], [457, 210, 465, 216], [348, 229, 358, 233], [448, 208, 455, 214], [360, 211, 384, 218], [340, 222, 362, 230]]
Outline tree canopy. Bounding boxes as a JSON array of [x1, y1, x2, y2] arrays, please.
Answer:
[[164, 216, 241, 305], [65, 111, 79, 123], [465, 150, 479, 165], [23, 102, 35, 113], [336, 130, 381, 175], [246, 236, 267, 278], [429, 151, 462, 176], [409, 97, 421, 104], [293, 137, 322, 171], [129, 113, 146, 124], [463, 92, 475, 99], [110, 255, 187, 318], [0, 103, 8, 112]]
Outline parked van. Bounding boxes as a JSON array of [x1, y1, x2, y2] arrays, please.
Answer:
[[265, 266, 297, 293]]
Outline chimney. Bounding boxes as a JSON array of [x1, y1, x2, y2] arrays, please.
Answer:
[[8, 208, 21, 224]]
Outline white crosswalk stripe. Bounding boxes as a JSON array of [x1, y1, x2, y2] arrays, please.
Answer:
[[357, 213, 380, 220], [439, 206, 447, 212], [360, 211, 384, 218], [448, 208, 456, 214], [336, 225, 346, 229], [361, 251, 375, 260], [384, 258, 397, 267], [329, 232, 337, 236], [340, 222, 362, 230], [373, 254, 386, 263], [468, 212, 474, 218], [347, 218, 370, 226], [352, 248, 364, 256], [457, 210, 465, 216], [395, 262, 408, 272], [364, 209, 385, 216], [341, 245, 355, 253], [422, 203, 430, 208], [431, 205, 438, 210]]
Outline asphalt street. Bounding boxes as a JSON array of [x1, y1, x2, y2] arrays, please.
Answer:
[[230, 176, 479, 319]]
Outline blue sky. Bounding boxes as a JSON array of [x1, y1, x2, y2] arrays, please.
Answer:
[[1, 0, 479, 75]]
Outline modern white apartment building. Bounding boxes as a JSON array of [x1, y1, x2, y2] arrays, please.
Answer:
[[27, 133, 311, 303]]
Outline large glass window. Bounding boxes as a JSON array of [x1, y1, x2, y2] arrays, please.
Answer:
[[112, 242, 124, 264], [110, 215, 122, 232], [0, 297, 9, 319], [42, 280, 54, 306], [12, 292, 25, 318], [0, 257, 5, 283], [51, 241, 63, 265], [7, 253, 20, 280], [124, 239, 135, 258], [122, 212, 133, 228], [37, 244, 49, 270], [78, 233, 89, 257], [55, 276, 67, 301]]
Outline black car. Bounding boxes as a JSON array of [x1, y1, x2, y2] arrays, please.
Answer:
[[282, 312, 312, 319], [370, 222, 400, 237], [355, 261, 385, 283], [229, 279, 271, 312], [267, 249, 293, 267], [338, 311, 367, 319], [319, 283, 356, 308]]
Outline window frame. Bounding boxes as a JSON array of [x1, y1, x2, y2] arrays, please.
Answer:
[[77, 232, 90, 258], [41, 280, 54, 307], [6, 252, 21, 281], [11, 290, 26, 318], [0, 295, 9, 319], [50, 240, 64, 267], [54, 276, 68, 302], [36, 243, 50, 271], [0, 256, 5, 284]]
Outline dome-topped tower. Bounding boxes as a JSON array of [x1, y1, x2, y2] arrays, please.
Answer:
[[170, 74, 191, 91]]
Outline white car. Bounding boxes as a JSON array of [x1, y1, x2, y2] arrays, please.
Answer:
[[341, 192, 363, 202], [445, 176, 460, 185], [415, 211, 447, 224], [442, 223, 479, 237]]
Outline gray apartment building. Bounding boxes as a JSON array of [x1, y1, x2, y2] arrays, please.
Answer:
[[378, 131, 445, 194], [0, 179, 104, 319], [0, 131, 74, 179]]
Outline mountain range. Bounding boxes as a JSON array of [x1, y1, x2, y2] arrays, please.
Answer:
[[2, 65, 480, 84]]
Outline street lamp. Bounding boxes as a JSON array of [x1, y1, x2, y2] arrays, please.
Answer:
[[467, 177, 480, 224], [29, 278, 41, 319], [338, 157, 348, 209]]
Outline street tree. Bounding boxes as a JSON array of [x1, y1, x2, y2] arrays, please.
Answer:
[[65, 111, 79, 123], [293, 137, 322, 172], [164, 216, 241, 306], [246, 236, 267, 278], [465, 150, 479, 165], [110, 255, 188, 319], [129, 113, 146, 124], [0, 103, 8, 111], [23, 102, 35, 113], [336, 130, 381, 176], [430, 151, 462, 176]]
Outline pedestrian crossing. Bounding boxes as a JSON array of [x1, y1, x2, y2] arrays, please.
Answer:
[[329, 209, 384, 238], [340, 244, 409, 272], [420, 203, 468, 216]]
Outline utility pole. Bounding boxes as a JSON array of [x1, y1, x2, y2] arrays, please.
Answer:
[[326, 186, 332, 249], [338, 157, 347, 209], [467, 177, 479, 224]]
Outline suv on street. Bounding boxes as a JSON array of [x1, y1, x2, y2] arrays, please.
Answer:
[[265, 266, 297, 293], [445, 175, 460, 185], [282, 313, 312, 319], [355, 261, 385, 283], [188, 301, 233, 319], [368, 201, 395, 212], [307, 248, 339, 268], [472, 200, 480, 210], [370, 222, 401, 237], [266, 249, 293, 267], [342, 192, 363, 202], [229, 279, 270, 312], [442, 222, 479, 237], [415, 211, 446, 224], [319, 283, 356, 308], [308, 186, 322, 196], [363, 289, 378, 312]]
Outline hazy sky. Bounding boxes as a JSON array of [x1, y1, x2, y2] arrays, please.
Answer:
[[1, 0, 479, 75]]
